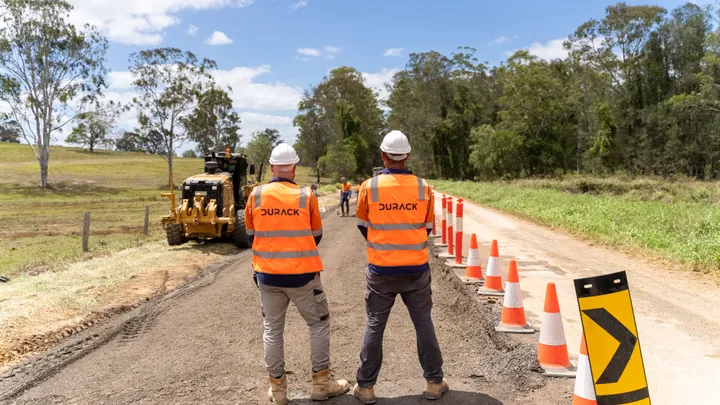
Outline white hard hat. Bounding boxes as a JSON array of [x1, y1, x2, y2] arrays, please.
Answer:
[[380, 130, 411, 160], [269, 143, 300, 165]]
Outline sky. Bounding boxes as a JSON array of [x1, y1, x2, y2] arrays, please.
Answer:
[[63, 0, 708, 149]]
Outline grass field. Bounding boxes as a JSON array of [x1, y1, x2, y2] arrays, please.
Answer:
[[431, 176, 720, 273], [0, 143, 331, 277]]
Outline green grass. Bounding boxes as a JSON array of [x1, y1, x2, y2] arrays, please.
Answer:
[[0, 144, 329, 276], [431, 178, 720, 273]]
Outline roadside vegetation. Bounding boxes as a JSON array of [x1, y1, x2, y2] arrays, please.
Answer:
[[431, 176, 720, 273]]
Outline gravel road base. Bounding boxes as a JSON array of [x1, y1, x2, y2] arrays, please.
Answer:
[[0, 213, 570, 404]]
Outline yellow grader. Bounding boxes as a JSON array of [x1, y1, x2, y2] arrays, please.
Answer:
[[160, 149, 257, 248]]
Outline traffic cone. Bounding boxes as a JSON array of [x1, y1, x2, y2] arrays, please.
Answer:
[[494, 261, 534, 334], [572, 333, 597, 405], [478, 240, 504, 296], [459, 234, 483, 285], [538, 282, 576, 377]]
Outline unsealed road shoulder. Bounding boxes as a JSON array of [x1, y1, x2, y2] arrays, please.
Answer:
[[1, 213, 567, 405]]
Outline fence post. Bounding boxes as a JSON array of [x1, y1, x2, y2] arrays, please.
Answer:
[[82, 211, 90, 252], [144, 205, 150, 236]]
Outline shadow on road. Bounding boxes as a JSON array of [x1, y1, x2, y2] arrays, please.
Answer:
[[290, 390, 503, 405]]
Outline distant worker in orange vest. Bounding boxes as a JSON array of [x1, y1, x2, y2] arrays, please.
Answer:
[[245, 143, 350, 405], [352, 131, 448, 404], [340, 177, 352, 216], [354, 181, 361, 198]]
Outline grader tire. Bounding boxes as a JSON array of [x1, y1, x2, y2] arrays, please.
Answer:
[[166, 223, 187, 246], [232, 210, 251, 249]]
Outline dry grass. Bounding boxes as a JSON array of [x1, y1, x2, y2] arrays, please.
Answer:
[[0, 241, 235, 365]]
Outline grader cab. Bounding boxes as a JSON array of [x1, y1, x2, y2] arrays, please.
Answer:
[[160, 150, 257, 248]]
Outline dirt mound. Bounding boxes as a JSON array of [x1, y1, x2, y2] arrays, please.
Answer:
[[428, 253, 545, 394]]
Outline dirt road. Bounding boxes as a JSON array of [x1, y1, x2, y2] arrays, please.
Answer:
[[0, 212, 568, 404], [433, 193, 720, 405]]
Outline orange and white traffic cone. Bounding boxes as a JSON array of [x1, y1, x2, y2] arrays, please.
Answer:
[[478, 240, 504, 296], [494, 261, 534, 334], [460, 234, 483, 285], [538, 282, 576, 377], [572, 333, 597, 405]]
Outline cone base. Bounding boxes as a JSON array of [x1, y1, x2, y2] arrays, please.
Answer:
[[446, 261, 467, 269], [433, 243, 448, 248], [460, 276, 484, 285], [541, 364, 577, 378], [429, 234, 441, 239], [438, 252, 455, 259], [495, 323, 535, 334], [572, 394, 597, 405], [478, 287, 505, 296]]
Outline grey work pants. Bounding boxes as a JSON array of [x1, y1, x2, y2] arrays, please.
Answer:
[[258, 273, 330, 377], [356, 269, 444, 387]]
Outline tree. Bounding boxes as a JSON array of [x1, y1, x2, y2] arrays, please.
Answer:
[[65, 101, 120, 152], [0, 120, 21, 142], [129, 48, 216, 187], [114, 130, 165, 155], [0, 0, 108, 188], [294, 88, 334, 182], [295, 67, 384, 179], [386, 48, 494, 179], [184, 85, 241, 155], [182, 149, 198, 158], [318, 142, 356, 179], [245, 128, 281, 182]]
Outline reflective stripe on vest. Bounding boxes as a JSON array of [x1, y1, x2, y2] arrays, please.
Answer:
[[366, 174, 430, 267], [251, 183, 323, 275]]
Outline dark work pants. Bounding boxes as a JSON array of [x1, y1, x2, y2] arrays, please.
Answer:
[[340, 193, 350, 214], [356, 269, 444, 387]]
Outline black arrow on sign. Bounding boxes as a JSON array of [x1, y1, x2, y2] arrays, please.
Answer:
[[582, 308, 637, 384]]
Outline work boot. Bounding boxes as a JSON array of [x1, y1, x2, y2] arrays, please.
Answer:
[[352, 383, 377, 404], [424, 379, 449, 400], [310, 369, 350, 401], [267, 374, 288, 405]]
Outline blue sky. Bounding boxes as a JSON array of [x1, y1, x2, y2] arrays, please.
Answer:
[[67, 0, 703, 147]]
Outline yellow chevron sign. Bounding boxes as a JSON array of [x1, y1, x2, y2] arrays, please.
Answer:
[[574, 271, 651, 405]]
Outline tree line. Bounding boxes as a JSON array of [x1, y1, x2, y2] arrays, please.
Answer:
[[0, 0, 278, 188], [295, 2, 720, 181]]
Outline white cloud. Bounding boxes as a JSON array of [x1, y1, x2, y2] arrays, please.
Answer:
[[383, 48, 403, 57], [108, 71, 135, 90], [362, 68, 401, 107], [187, 25, 198, 36], [212, 66, 303, 111], [289, 0, 307, 11], [240, 112, 297, 145], [492, 36, 511, 45], [297, 48, 321, 57], [324, 46, 341, 59], [67, 0, 254, 45], [205, 31, 233, 45], [298, 47, 341, 59], [505, 38, 568, 61]]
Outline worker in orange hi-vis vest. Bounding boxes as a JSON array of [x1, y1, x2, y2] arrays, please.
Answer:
[[352, 131, 449, 404], [339, 177, 352, 216], [245, 143, 350, 405]]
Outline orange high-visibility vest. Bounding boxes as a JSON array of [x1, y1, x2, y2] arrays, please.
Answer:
[[248, 183, 323, 275], [341, 183, 352, 193], [362, 174, 431, 267]]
